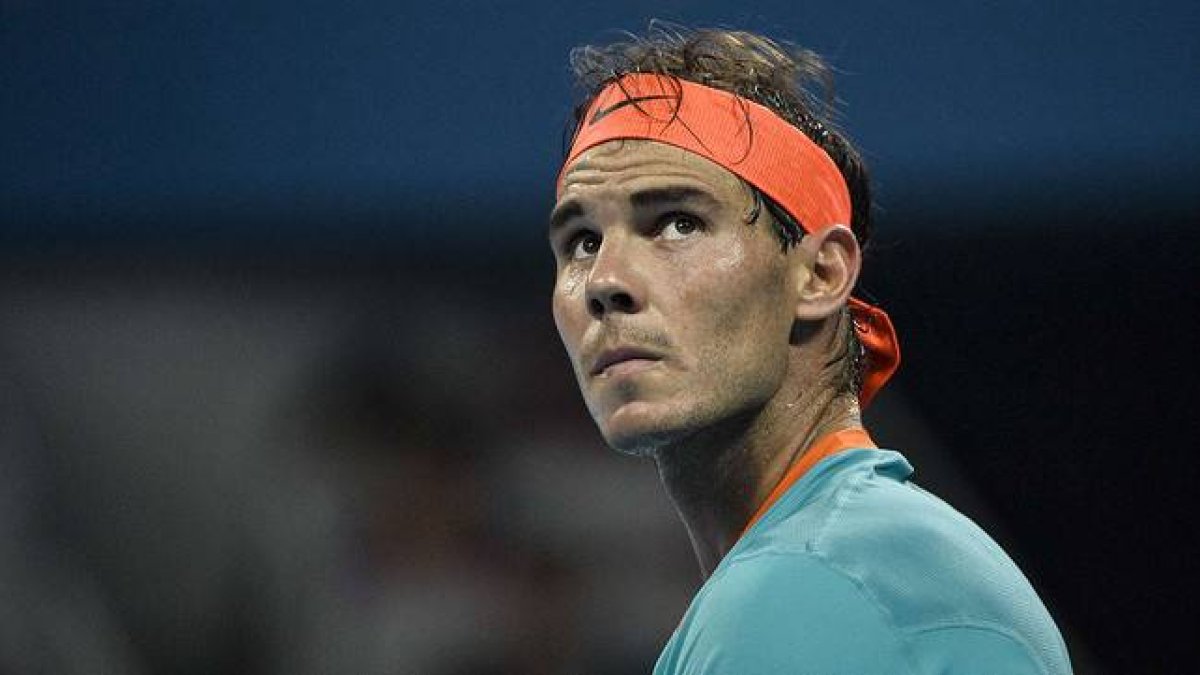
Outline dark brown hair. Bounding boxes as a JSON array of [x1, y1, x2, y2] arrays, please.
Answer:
[[565, 23, 872, 397]]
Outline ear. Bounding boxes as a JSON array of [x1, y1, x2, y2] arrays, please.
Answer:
[[791, 224, 861, 321]]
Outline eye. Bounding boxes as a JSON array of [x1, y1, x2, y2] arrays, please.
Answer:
[[658, 213, 703, 241], [567, 231, 601, 260]]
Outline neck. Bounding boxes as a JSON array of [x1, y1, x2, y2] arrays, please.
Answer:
[[653, 387, 861, 578]]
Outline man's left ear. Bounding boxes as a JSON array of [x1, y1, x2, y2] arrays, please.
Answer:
[[792, 224, 861, 321]]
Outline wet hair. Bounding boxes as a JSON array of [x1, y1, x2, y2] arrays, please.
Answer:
[[566, 23, 870, 398]]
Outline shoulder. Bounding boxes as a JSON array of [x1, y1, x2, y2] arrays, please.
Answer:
[[658, 551, 1058, 675], [656, 450, 1073, 674], [751, 449, 1042, 626], [809, 453, 1064, 644], [658, 552, 916, 675]]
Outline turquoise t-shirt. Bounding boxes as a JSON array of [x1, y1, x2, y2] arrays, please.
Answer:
[[653, 449, 1073, 674]]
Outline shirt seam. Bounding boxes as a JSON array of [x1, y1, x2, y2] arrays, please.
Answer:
[[809, 464, 925, 675], [741, 448, 883, 541], [907, 622, 1050, 674], [722, 547, 923, 675]]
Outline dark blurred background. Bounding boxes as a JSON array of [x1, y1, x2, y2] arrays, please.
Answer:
[[2, 2, 1197, 673]]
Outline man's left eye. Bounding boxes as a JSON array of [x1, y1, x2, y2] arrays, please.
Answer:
[[659, 214, 702, 241]]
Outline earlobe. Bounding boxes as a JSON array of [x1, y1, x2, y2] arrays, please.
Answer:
[[793, 225, 861, 321]]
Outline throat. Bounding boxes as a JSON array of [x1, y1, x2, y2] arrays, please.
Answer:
[[652, 393, 862, 578], [651, 408, 776, 577]]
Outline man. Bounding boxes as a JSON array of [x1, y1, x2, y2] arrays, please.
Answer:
[[548, 26, 1073, 674]]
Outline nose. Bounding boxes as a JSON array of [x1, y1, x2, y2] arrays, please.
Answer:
[[585, 235, 644, 320]]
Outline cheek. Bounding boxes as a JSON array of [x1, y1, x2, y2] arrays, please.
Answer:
[[552, 272, 586, 355], [556, 264, 585, 298], [676, 244, 791, 374], [711, 236, 747, 273]]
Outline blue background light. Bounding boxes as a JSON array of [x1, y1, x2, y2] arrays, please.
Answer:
[[4, 1, 1197, 241]]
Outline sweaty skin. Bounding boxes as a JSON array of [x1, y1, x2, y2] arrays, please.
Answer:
[[550, 139, 863, 576]]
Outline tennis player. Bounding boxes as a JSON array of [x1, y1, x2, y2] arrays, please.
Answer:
[[548, 26, 1073, 673]]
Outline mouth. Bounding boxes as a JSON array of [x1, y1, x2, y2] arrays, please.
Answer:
[[590, 346, 663, 377]]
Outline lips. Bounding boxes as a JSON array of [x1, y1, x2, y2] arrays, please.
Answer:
[[590, 346, 663, 376]]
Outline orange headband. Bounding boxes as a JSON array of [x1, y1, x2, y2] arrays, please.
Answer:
[[560, 73, 900, 407]]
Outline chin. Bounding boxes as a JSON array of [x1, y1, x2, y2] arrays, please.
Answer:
[[602, 430, 664, 458], [596, 401, 691, 458]]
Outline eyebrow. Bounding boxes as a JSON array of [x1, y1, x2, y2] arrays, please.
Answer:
[[548, 185, 721, 235], [548, 200, 583, 234], [630, 185, 721, 211]]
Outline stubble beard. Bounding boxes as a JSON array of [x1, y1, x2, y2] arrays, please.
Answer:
[[593, 374, 775, 463], [590, 391, 681, 459], [581, 331, 789, 462]]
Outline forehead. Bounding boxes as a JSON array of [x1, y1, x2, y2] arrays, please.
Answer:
[[558, 139, 746, 205]]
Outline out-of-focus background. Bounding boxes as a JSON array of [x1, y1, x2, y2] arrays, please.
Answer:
[[2, 2, 1197, 673]]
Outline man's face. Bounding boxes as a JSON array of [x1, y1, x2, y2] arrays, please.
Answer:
[[549, 140, 800, 456]]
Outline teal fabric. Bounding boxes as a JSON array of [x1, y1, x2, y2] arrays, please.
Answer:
[[653, 449, 1073, 674]]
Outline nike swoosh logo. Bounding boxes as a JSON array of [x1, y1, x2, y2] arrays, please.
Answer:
[[589, 94, 676, 125]]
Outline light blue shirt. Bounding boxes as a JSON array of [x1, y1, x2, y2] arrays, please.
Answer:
[[653, 449, 1073, 674]]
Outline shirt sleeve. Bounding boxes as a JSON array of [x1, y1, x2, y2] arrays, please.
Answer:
[[660, 553, 915, 675]]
